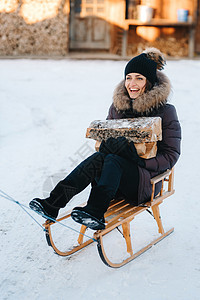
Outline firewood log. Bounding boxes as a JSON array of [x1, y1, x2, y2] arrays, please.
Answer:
[[86, 117, 162, 159]]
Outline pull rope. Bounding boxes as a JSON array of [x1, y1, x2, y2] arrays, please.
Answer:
[[0, 190, 45, 231], [0, 190, 97, 242]]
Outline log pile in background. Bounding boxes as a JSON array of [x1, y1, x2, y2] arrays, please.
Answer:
[[86, 117, 162, 159], [0, 0, 69, 56], [127, 37, 189, 57]]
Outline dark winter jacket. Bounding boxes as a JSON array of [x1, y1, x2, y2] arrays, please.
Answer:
[[107, 71, 181, 204]]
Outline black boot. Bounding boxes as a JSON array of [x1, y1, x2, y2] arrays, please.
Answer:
[[71, 207, 105, 230], [29, 198, 59, 220], [71, 185, 113, 230], [29, 183, 79, 220]]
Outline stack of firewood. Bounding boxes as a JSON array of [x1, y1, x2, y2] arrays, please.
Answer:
[[127, 37, 188, 57], [0, 0, 69, 56], [86, 117, 162, 159]]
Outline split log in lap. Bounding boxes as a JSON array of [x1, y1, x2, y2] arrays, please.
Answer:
[[86, 117, 162, 159]]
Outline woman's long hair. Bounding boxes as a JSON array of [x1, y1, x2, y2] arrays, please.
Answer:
[[145, 79, 153, 92]]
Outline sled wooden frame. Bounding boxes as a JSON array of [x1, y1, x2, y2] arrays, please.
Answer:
[[43, 168, 175, 268]]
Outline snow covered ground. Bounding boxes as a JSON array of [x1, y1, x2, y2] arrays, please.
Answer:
[[0, 58, 200, 300]]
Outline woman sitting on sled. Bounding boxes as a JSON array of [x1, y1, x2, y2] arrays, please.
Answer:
[[29, 48, 181, 230]]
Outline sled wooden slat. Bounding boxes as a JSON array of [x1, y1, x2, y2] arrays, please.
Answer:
[[43, 168, 175, 267], [99, 205, 147, 235], [151, 169, 172, 184], [105, 202, 130, 217], [105, 205, 141, 225]]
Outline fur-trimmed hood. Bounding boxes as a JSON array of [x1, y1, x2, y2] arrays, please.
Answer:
[[113, 71, 171, 116]]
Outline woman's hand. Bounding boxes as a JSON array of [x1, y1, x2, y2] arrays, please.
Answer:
[[99, 137, 145, 167], [99, 137, 128, 155], [128, 141, 145, 167]]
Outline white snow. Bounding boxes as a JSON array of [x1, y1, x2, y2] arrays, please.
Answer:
[[0, 58, 200, 300]]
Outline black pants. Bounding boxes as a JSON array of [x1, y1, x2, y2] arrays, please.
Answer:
[[48, 152, 139, 211]]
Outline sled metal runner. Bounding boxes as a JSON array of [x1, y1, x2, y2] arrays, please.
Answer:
[[43, 168, 175, 268]]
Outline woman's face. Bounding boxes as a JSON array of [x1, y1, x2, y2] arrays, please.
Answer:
[[125, 73, 146, 99]]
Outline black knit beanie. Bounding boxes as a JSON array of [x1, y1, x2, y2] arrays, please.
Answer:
[[124, 48, 166, 85]]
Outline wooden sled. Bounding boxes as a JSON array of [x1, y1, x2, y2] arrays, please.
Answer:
[[43, 168, 175, 268]]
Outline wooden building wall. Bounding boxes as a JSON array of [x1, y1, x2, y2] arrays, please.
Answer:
[[0, 0, 199, 57], [195, 0, 200, 53]]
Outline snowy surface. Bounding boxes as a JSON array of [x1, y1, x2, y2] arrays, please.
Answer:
[[0, 58, 200, 300]]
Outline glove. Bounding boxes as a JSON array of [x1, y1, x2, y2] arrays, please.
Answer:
[[99, 137, 129, 155], [128, 141, 146, 167], [99, 137, 145, 168]]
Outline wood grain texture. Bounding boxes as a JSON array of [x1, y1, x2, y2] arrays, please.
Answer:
[[87, 117, 162, 158]]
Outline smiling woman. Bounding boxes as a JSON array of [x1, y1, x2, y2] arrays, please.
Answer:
[[125, 73, 146, 99], [29, 47, 181, 232]]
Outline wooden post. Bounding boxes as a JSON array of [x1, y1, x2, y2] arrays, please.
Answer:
[[151, 204, 164, 234], [77, 225, 87, 245], [188, 26, 195, 58], [122, 222, 133, 255], [151, 183, 155, 203], [168, 168, 174, 192], [122, 28, 128, 57], [160, 179, 164, 196]]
